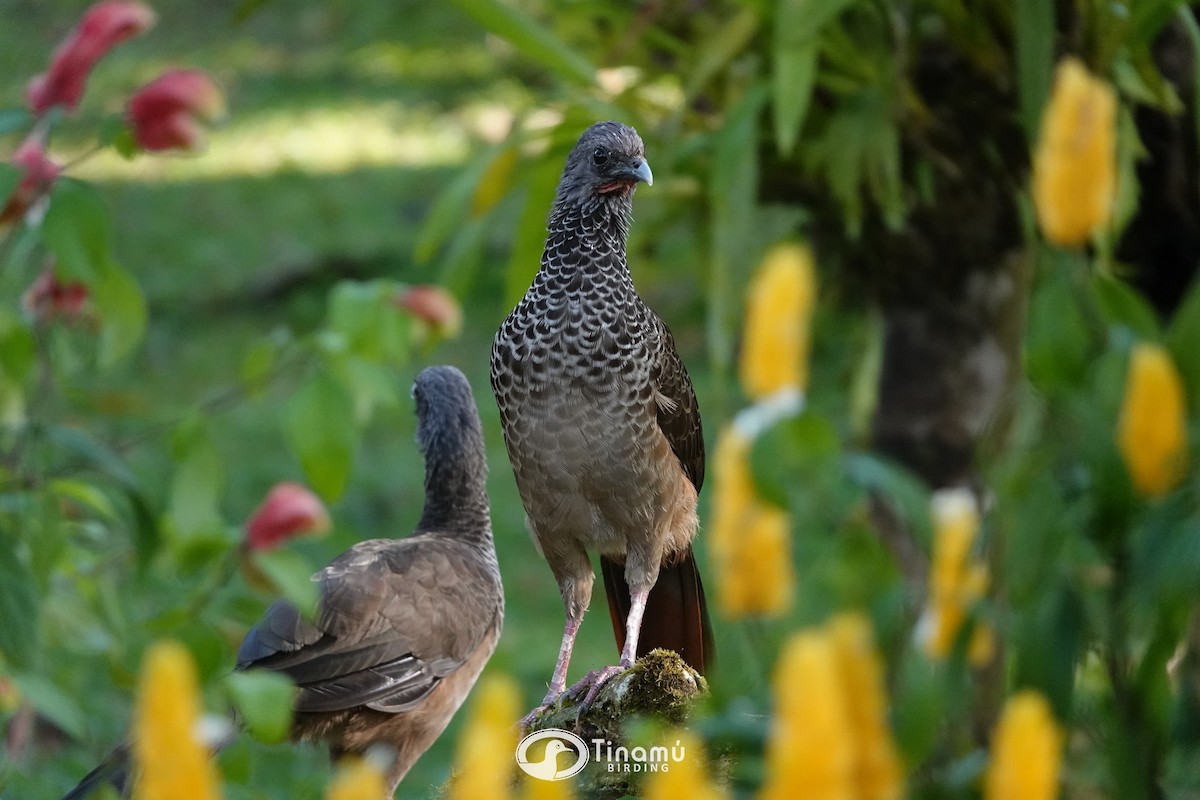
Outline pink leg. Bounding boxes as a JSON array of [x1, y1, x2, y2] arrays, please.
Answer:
[[546, 613, 583, 701], [566, 588, 650, 712], [521, 612, 583, 729]]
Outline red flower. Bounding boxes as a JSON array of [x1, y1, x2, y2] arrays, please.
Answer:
[[21, 268, 90, 323], [26, 1, 156, 114], [245, 482, 331, 552], [127, 69, 224, 152], [0, 139, 61, 228], [395, 285, 463, 337]]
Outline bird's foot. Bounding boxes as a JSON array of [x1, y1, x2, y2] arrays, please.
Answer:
[[519, 687, 564, 731], [564, 664, 627, 716]]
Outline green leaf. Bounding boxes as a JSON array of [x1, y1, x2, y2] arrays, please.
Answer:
[[504, 156, 563, 309], [450, 0, 597, 87], [0, 162, 22, 206], [45, 424, 137, 486], [772, 0, 858, 154], [40, 180, 114, 283], [240, 338, 280, 397], [842, 453, 932, 548], [0, 312, 36, 384], [749, 411, 840, 508], [92, 259, 147, 366], [1023, 261, 1093, 393], [709, 85, 767, 373], [1167, 271, 1200, 413], [684, 7, 760, 101], [772, 41, 818, 156], [1091, 272, 1160, 340], [11, 673, 87, 738], [285, 373, 357, 501], [415, 144, 505, 264], [49, 479, 117, 520], [0, 109, 32, 137], [0, 529, 39, 669], [326, 279, 408, 364], [249, 548, 320, 620], [1015, 0, 1054, 140], [224, 670, 297, 744], [165, 420, 225, 543]]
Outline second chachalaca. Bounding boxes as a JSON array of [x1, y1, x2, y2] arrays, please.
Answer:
[[64, 365, 503, 799], [491, 121, 714, 720]]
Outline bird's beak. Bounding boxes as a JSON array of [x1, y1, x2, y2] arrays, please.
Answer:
[[629, 158, 653, 187]]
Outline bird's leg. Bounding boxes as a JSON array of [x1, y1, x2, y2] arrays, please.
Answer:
[[520, 611, 583, 729], [567, 588, 650, 712]]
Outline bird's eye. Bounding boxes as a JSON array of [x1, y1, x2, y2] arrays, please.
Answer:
[[591, 148, 609, 167], [410, 382, 420, 400]]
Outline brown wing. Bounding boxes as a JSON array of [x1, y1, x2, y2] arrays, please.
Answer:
[[649, 314, 705, 492], [236, 537, 500, 714]]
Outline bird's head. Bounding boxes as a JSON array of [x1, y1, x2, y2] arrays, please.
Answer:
[[554, 121, 652, 211], [411, 365, 484, 460]]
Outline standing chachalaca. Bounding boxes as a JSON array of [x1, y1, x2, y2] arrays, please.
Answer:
[[63, 365, 503, 799], [491, 121, 714, 721]]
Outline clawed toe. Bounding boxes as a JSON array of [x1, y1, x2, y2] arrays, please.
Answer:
[[565, 665, 626, 713]]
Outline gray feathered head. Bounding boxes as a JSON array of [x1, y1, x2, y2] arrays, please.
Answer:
[[553, 121, 652, 211], [411, 365, 484, 463]]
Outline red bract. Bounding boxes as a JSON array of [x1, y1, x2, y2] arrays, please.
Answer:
[[245, 482, 331, 552], [395, 285, 463, 337], [127, 69, 223, 152], [0, 139, 61, 228], [25, 1, 156, 114], [21, 269, 90, 323]]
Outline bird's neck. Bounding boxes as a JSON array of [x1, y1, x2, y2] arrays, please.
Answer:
[[546, 196, 633, 261], [416, 429, 492, 544]]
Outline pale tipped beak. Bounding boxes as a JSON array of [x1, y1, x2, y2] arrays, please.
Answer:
[[630, 159, 653, 186]]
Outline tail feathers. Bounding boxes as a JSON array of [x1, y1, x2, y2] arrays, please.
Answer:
[[61, 743, 131, 800], [601, 546, 715, 674]]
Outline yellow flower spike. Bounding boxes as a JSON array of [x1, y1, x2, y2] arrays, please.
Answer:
[[520, 771, 576, 800], [740, 243, 817, 400], [710, 427, 794, 618], [1117, 343, 1189, 498], [1032, 57, 1117, 247], [760, 631, 854, 800], [446, 674, 521, 800], [132, 641, 222, 800], [643, 730, 726, 800], [827, 615, 904, 800], [917, 489, 993, 665], [984, 691, 1064, 800], [325, 757, 387, 800]]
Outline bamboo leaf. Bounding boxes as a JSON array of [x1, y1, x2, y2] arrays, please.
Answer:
[[450, 0, 597, 86], [1016, 0, 1054, 140]]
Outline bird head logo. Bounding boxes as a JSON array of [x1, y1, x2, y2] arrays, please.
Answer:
[[515, 728, 589, 781]]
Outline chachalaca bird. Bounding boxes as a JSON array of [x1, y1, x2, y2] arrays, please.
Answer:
[[491, 121, 714, 721], [63, 365, 503, 799]]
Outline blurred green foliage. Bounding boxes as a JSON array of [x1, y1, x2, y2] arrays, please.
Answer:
[[3, 1, 1200, 799]]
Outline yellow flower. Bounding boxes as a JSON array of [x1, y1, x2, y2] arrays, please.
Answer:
[[740, 243, 817, 400], [132, 641, 222, 800], [828, 615, 904, 800], [917, 489, 994, 665], [1032, 57, 1117, 247], [643, 730, 725, 800], [446, 674, 521, 800], [520, 771, 576, 800], [984, 691, 1063, 800], [710, 427, 794, 618], [1117, 343, 1189, 498], [325, 757, 387, 800], [760, 631, 854, 800]]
